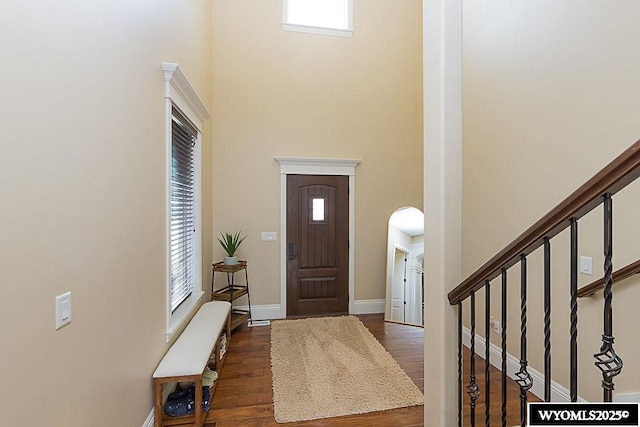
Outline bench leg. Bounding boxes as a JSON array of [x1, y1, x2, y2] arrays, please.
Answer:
[[154, 379, 163, 427], [194, 377, 203, 426]]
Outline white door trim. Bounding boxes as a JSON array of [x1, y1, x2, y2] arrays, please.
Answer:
[[275, 157, 361, 318]]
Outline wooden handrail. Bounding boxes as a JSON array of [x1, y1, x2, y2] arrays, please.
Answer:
[[577, 259, 640, 298], [448, 139, 640, 305]]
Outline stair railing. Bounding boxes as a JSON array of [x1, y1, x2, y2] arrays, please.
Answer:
[[448, 139, 640, 426], [577, 259, 640, 298]]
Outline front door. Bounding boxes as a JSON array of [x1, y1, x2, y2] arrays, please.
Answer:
[[286, 174, 349, 316]]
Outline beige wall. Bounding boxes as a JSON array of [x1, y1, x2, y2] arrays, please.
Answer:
[[463, 1, 640, 401], [211, 0, 423, 305], [0, 1, 213, 425]]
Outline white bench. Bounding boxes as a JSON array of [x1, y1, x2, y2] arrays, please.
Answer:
[[153, 301, 231, 427]]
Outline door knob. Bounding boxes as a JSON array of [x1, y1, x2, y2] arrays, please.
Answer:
[[288, 243, 295, 260]]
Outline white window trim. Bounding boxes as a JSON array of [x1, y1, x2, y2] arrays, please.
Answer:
[[162, 62, 211, 341], [282, 0, 353, 38], [274, 157, 361, 318]]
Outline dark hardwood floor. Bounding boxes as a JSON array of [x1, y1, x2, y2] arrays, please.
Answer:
[[205, 314, 533, 426]]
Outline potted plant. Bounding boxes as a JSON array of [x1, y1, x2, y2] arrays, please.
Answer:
[[217, 231, 247, 265]]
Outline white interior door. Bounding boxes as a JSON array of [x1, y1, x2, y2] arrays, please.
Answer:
[[406, 257, 424, 325], [391, 248, 408, 322]]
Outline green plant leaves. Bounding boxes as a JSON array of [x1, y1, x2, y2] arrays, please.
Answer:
[[217, 231, 247, 257]]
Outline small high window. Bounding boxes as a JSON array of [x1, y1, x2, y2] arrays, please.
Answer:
[[282, 0, 353, 37]]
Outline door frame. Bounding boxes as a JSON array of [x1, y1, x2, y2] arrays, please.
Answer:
[[275, 157, 361, 318]]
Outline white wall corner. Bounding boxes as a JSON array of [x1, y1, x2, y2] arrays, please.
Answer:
[[423, 0, 463, 424], [353, 299, 386, 315], [462, 327, 586, 403]]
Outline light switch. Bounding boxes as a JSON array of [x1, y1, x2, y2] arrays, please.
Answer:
[[261, 232, 278, 242], [55, 292, 72, 330], [580, 256, 593, 275]]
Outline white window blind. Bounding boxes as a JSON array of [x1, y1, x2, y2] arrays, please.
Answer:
[[170, 108, 197, 312]]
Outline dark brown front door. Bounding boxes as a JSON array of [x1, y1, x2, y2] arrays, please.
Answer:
[[286, 174, 349, 316]]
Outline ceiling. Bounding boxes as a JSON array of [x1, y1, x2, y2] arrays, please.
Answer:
[[389, 207, 424, 237]]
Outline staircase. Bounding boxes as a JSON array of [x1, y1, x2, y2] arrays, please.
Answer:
[[449, 139, 640, 426]]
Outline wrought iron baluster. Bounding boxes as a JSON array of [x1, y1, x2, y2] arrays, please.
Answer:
[[501, 268, 507, 427], [594, 194, 623, 402], [570, 218, 578, 401], [458, 301, 463, 427], [485, 280, 491, 427], [544, 237, 551, 402], [467, 292, 480, 426], [514, 255, 532, 427]]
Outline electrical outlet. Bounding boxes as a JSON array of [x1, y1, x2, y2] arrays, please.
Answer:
[[489, 315, 500, 334]]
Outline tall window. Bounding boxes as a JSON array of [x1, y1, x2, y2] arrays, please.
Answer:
[[170, 108, 197, 312], [161, 62, 210, 341], [282, 0, 353, 37]]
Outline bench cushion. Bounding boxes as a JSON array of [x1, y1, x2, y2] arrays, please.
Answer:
[[153, 301, 231, 378]]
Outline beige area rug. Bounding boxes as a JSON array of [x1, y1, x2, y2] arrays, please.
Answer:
[[270, 315, 424, 423]]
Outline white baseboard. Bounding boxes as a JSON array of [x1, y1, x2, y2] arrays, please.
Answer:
[[142, 409, 154, 427], [248, 319, 271, 327], [352, 299, 386, 314], [614, 393, 640, 402], [144, 381, 179, 427], [235, 301, 385, 319], [234, 304, 283, 320], [462, 327, 586, 403]]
